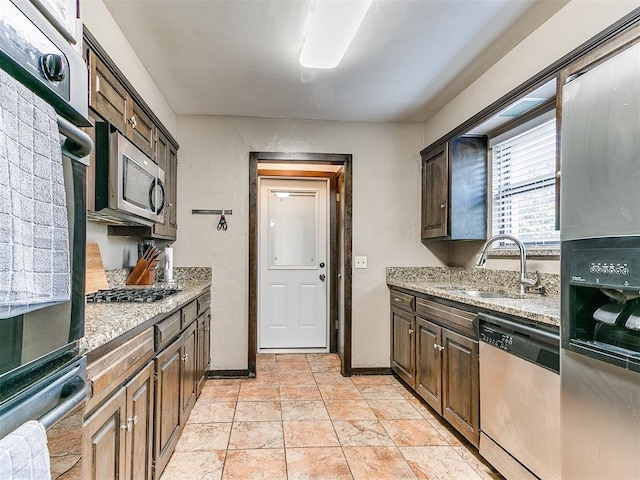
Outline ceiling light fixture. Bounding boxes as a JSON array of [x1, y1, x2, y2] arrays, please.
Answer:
[[299, 0, 373, 69]]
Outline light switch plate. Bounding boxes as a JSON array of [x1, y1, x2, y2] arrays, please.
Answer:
[[355, 256, 367, 269]]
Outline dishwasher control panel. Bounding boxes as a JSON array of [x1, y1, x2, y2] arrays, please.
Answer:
[[479, 325, 514, 351]]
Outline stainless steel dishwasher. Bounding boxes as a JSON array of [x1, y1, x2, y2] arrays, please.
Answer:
[[478, 313, 560, 480]]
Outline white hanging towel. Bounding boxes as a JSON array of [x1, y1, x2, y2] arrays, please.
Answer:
[[0, 68, 70, 319], [0, 420, 51, 480]]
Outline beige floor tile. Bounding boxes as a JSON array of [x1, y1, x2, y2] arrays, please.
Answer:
[[314, 372, 354, 385], [306, 353, 340, 364], [281, 400, 330, 421], [381, 419, 448, 447], [228, 421, 284, 449], [325, 400, 378, 421], [453, 446, 505, 480], [237, 382, 280, 401], [187, 401, 236, 424], [276, 353, 308, 362], [234, 401, 282, 422], [318, 384, 363, 401], [199, 384, 240, 402], [222, 449, 287, 480], [366, 399, 423, 420], [278, 372, 316, 384], [283, 420, 340, 447], [426, 419, 466, 447], [333, 420, 395, 447], [286, 447, 353, 480], [175, 423, 231, 451], [356, 384, 406, 400], [350, 375, 395, 386], [400, 446, 483, 480], [279, 383, 322, 401], [309, 362, 342, 373], [276, 361, 311, 373], [160, 450, 225, 480], [343, 446, 418, 480]]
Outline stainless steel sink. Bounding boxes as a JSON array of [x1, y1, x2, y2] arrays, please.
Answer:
[[448, 289, 514, 299]]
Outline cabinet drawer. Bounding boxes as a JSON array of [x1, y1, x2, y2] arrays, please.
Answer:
[[390, 290, 415, 313], [155, 311, 182, 351], [197, 291, 211, 315], [86, 328, 154, 415], [416, 298, 477, 337], [182, 300, 198, 328]]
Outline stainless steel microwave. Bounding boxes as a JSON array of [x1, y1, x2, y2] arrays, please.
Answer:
[[92, 122, 165, 226]]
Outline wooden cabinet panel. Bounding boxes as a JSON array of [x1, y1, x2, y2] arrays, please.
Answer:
[[415, 317, 442, 413], [151, 130, 177, 240], [415, 298, 477, 338], [83, 387, 127, 480], [196, 309, 211, 397], [442, 328, 479, 447], [181, 321, 198, 422], [88, 49, 129, 134], [155, 311, 182, 351], [390, 307, 415, 388], [390, 290, 415, 314], [126, 101, 155, 159], [124, 363, 154, 480], [154, 340, 182, 478], [181, 300, 198, 329], [422, 144, 448, 239]]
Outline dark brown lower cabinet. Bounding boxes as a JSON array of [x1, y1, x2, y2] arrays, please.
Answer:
[[390, 288, 480, 447], [196, 309, 211, 397], [153, 337, 182, 478], [390, 307, 415, 388], [83, 362, 154, 480], [180, 321, 198, 422]]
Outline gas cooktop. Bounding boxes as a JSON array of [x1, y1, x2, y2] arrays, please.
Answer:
[[86, 288, 182, 304]]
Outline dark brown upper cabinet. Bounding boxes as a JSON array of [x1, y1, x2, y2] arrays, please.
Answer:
[[421, 136, 488, 243]]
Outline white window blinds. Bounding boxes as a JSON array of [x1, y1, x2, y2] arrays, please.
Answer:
[[491, 118, 559, 246]]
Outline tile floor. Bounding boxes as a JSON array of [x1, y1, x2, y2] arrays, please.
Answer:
[[160, 353, 503, 480]]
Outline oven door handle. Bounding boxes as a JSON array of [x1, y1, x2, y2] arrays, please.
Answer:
[[58, 115, 93, 162], [38, 378, 90, 429]]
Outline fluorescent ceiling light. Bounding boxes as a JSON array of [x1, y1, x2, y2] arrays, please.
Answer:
[[299, 0, 373, 69], [275, 192, 290, 198]]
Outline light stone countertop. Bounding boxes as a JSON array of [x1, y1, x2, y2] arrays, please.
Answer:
[[81, 267, 212, 353], [387, 267, 560, 328]]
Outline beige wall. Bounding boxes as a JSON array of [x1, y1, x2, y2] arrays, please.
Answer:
[[173, 116, 435, 369], [425, 0, 640, 273]]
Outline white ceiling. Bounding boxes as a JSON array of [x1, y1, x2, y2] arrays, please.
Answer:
[[102, 0, 568, 123]]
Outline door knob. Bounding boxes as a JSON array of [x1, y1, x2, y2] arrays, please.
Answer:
[[319, 274, 326, 282]]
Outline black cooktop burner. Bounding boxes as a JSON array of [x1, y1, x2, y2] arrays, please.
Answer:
[[86, 288, 182, 304]]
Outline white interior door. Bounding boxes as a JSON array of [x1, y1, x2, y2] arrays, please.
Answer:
[[259, 178, 328, 349]]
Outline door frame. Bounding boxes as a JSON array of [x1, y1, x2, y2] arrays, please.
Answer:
[[249, 152, 352, 376]]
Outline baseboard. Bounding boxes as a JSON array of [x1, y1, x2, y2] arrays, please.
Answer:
[[207, 369, 253, 378], [350, 367, 393, 376]]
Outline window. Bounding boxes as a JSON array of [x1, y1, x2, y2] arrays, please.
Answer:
[[491, 117, 559, 247]]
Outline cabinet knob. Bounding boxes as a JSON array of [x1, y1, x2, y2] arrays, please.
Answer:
[[440, 203, 446, 209], [128, 115, 138, 129], [165, 202, 174, 207], [182, 353, 189, 362], [433, 344, 444, 352], [408, 329, 414, 334], [121, 422, 132, 432], [128, 415, 139, 425]]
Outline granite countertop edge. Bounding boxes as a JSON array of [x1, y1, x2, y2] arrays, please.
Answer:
[[387, 278, 560, 328], [81, 279, 212, 353]]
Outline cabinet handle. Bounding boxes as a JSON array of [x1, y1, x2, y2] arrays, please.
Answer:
[[394, 298, 402, 302], [433, 344, 444, 352], [182, 353, 189, 362], [121, 422, 132, 432], [408, 329, 414, 334], [128, 115, 137, 129], [165, 202, 174, 207], [128, 415, 139, 425], [440, 203, 446, 209]]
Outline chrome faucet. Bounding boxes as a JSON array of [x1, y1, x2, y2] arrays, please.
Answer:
[[476, 234, 543, 294]]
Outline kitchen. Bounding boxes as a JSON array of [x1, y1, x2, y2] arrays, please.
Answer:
[[1, 0, 640, 479]]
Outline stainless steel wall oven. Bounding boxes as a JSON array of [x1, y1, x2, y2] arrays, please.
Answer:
[[0, 0, 92, 438]]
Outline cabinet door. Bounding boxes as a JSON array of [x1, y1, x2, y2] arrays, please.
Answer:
[[196, 310, 210, 397], [421, 144, 449, 239], [390, 308, 415, 387], [442, 328, 480, 447], [126, 101, 155, 159], [154, 339, 182, 478], [180, 321, 198, 423], [415, 317, 442, 413], [87, 49, 129, 134], [152, 131, 177, 240], [124, 362, 154, 480], [83, 387, 127, 480]]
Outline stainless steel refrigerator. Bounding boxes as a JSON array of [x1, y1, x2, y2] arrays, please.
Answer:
[[561, 37, 640, 479]]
